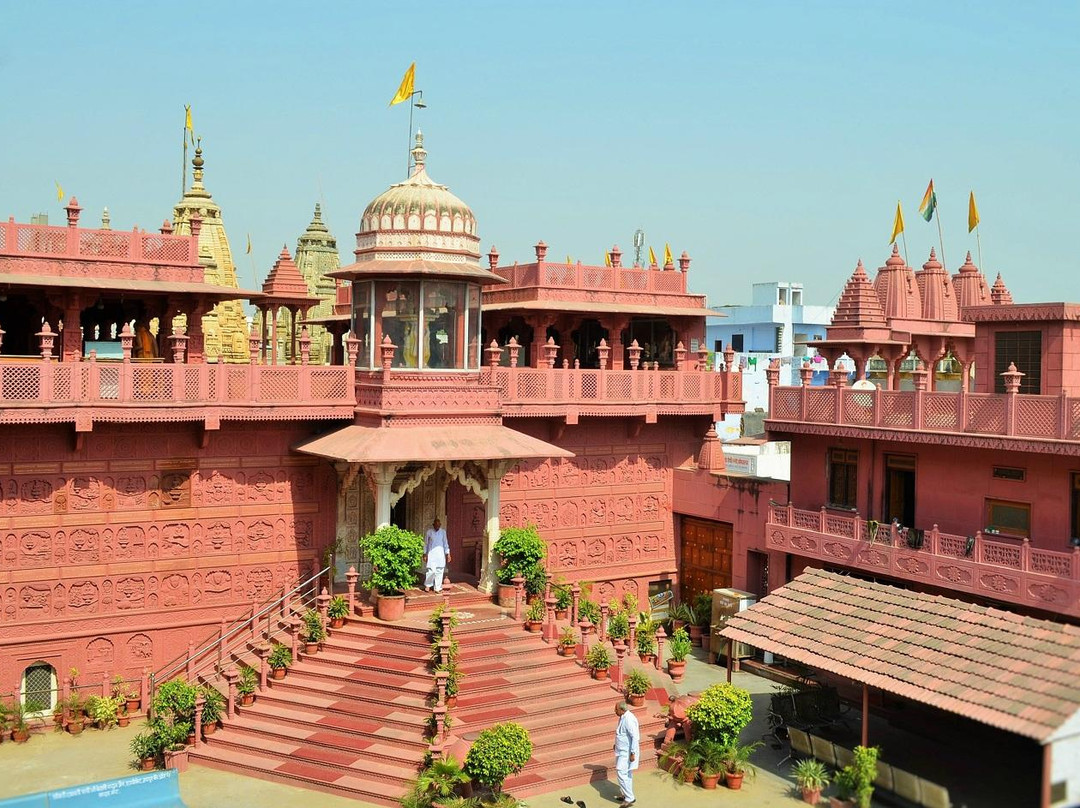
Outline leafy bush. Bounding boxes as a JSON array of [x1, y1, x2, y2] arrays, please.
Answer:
[[685, 683, 753, 746], [429, 603, 460, 640], [577, 598, 601, 626], [523, 562, 548, 596], [793, 758, 830, 791], [554, 585, 572, 611], [607, 611, 630, 641], [624, 669, 651, 697], [409, 755, 470, 804], [129, 730, 162, 763], [558, 626, 577, 648], [361, 525, 425, 596], [302, 609, 327, 643], [493, 525, 546, 585], [668, 627, 692, 662], [691, 738, 729, 776], [843, 745, 880, 808], [525, 599, 546, 623], [464, 722, 533, 793], [327, 595, 349, 620], [636, 625, 657, 656], [237, 665, 257, 696], [152, 679, 197, 727], [585, 644, 613, 671], [268, 643, 292, 670], [198, 685, 225, 725], [86, 695, 121, 728], [692, 592, 713, 626], [722, 740, 762, 777]]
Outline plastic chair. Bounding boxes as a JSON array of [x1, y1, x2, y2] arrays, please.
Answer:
[[809, 733, 836, 767]]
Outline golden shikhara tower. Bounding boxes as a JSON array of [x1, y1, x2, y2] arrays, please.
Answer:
[[292, 203, 340, 364], [171, 145, 249, 362]]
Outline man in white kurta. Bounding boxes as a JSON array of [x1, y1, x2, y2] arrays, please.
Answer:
[[423, 518, 450, 593], [613, 701, 640, 805]]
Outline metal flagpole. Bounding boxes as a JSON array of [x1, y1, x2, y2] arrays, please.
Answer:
[[406, 94, 414, 178], [975, 225, 984, 272], [935, 201, 947, 270], [901, 231, 910, 269], [181, 127, 188, 199]]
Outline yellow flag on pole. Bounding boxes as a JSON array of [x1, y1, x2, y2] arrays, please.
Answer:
[[246, 234, 252, 255], [889, 201, 905, 244], [55, 181, 63, 202], [648, 246, 657, 266], [604, 251, 612, 267], [968, 191, 980, 233], [185, 105, 193, 143], [664, 243, 673, 266], [389, 63, 416, 106]]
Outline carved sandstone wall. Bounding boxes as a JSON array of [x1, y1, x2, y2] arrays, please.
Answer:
[[0, 422, 336, 691]]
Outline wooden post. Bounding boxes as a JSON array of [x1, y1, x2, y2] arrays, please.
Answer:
[[1042, 743, 1052, 808], [726, 638, 733, 683], [861, 683, 869, 748]]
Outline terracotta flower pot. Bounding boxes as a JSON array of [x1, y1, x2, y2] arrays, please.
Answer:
[[497, 584, 516, 607], [525, 621, 543, 633], [305, 642, 319, 655], [628, 693, 645, 707], [700, 771, 721, 790], [667, 660, 686, 683], [828, 798, 856, 808], [688, 624, 704, 647], [165, 747, 189, 773], [555, 609, 568, 620], [801, 786, 823, 804], [377, 594, 406, 621], [638, 653, 655, 664], [241, 693, 255, 706], [126, 699, 140, 713], [202, 722, 217, 737], [445, 695, 457, 708], [591, 667, 609, 681], [270, 667, 286, 680], [558, 645, 576, 657], [118, 715, 130, 728], [139, 757, 156, 772], [67, 721, 84, 736], [330, 617, 345, 629], [681, 766, 698, 784], [724, 770, 744, 790], [12, 729, 29, 743]]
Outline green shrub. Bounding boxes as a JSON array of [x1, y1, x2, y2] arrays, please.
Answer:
[[636, 626, 657, 656], [152, 679, 197, 727], [523, 562, 548, 596], [493, 525, 546, 585], [268, 643, 292, 670], [554, 585, 572, 611], [302, 609, 327, 643], [793, 758, 830, 791], [86, 695, 121, 728], [692, 592, 713, 626], [685, 683, 753, 746], [843, 745, 880, 808], [585, 644, 613, 672], [327, 595, 349, 620], [577, 598, 601, 626], [624, 669, 651, 697], [525, 599, 546, 622], [237, 665, 257, 696], [607, 611, 630, 641], [429, 603, 460, 640], [558, 626, 577, 648], [361, 525, 425, 596], [198, 685, 225, 725], [129, 730, 161, 763], [668, 627, 692, 662], [464, 722, 533, 793]]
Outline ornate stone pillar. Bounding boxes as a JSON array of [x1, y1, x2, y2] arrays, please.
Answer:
[[478, 459, 515, 594], [369, 463, 399, 528]]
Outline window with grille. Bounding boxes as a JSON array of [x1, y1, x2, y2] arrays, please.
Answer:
[[828, 448, 859, 509], [993, 330, 1042, 394], [23, 662, 55, 711], [1071, 474, 1080, 544], [985, 499, 1031, 538]]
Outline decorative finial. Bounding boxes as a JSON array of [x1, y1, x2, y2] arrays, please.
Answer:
[[313, 202, 322, 221], [929, 247, 936, 259], [101, 207, 111, 230], [192, 139, 205, 187], [411, 129, 426, 175]]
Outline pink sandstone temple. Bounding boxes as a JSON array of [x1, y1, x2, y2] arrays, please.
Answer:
[[3, 131, 1080, 803]]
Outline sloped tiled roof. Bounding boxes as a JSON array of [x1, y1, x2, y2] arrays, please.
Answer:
[[720, 568, 1080, 743]]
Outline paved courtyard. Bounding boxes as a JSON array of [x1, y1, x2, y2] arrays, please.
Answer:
[[0, 647, 1033, 807]]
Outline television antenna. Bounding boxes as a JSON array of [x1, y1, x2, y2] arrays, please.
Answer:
[[632, 228, 645, 268]]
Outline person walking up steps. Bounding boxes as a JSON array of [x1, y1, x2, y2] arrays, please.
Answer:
[[613, 701, 639, 805], [423, 518, 450, 593]]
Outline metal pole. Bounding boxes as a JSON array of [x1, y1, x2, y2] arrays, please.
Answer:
[[180, 130, 188, 200], [1041, 743, 1052, 808], [406, 94, 414, 178], [725, 639, 733, 683]]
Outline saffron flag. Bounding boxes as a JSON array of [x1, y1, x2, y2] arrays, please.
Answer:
[[890, 201, 905, 244], [246, 234, 252, 255], [968, 191, 980, 232], [185, 105, 193, 144], [604, 251, 612, 267], [919, 179, 937, 223], [648, 245, 658, 266], [664, 243, 673, 266], [566, 254, 572, 265], [55, 181, 63, 202], [389, 62, 416, 106]]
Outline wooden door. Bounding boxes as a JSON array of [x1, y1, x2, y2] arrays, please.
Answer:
[[679, 517, 733, 602]]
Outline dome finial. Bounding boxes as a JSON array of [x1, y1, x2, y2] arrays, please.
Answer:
[[191, 138, 205, 188], [411, 129, 426, 176]]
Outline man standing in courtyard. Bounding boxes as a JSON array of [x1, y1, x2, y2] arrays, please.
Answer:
[[613, 701, 639, 805], [423, 517, 450, 593]]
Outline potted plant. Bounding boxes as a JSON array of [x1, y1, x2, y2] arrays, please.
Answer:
[[667, 627, 692, 682], [112, 676, 141, 715], [130, 730, 161, 771], [557, 626, 577, 657], [636, 625, 657, 663], [658, 738, 690, 776], [464, 722, 533, 795], [361, 524, 425, 620], [198, 685, 225, 736], [624, 669, 651, 708], [434, 661, 464, 708], [327, 595, 349, 628], [8, 701, 31, 743], [493, 525, 546, 607], [607, 610, 630, 644], [407, 755, 471, 806], [301, 609, 327, 654], [554, 585, 572, 619], [65, 692, 86, 735], [794, 758, 830, 804], [692, 738, 729, 790], [585, 644, 614, 680], [86, 694, 121, 730], [237, 665, 258, 706], [164, 741, 189, 773], [830, 745, 879, 808], [577, 599, 601, 633], [524, 599, 545, 632], [670, 601, 694, 633], [268, 643, 292, 679], [523, 562, 548, 603], [690, 592, 712, 647], [721, 740, 762, 790], [685, 683, 754, 746]]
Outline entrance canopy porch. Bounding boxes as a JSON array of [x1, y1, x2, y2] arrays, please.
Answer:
[[294, 423, 572, 592], [720, 568, 1080, 808]]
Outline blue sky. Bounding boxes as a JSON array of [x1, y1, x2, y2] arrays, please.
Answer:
[[2, 1, 1078, 308]]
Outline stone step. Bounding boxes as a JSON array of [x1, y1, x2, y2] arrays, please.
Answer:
[[189, 743, 408, 808], [455, 694, 635, 732], [276, 671, 431, 712], [204, 723, 423, 779], [229, 698, 429, 751], [249, 688, 429, 733], [507, 753, 660, 797]]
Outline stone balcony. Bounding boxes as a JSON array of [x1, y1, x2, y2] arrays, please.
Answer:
[[767, 503, 1080, 618], [0, 216, 198, 268], [0, 354, 355, 429], [766, 383, 1080, 451]]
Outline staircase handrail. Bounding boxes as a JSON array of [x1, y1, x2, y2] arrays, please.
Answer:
[[151, 565, 330, 692]]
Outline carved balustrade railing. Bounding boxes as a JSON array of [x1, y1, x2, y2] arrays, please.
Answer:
[[0, 218, 198, 266], [490, 365, 742, 413], [767, 503, 1080, 617], [0, 356, 354, 417], [493, 262, 688, 294], [768, 384, 1080, 442]]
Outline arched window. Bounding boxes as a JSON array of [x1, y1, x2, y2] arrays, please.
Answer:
[[22, 661, 57, 713]]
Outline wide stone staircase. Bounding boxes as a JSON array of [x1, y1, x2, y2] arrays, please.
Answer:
[[188, 586, 665, 805]]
